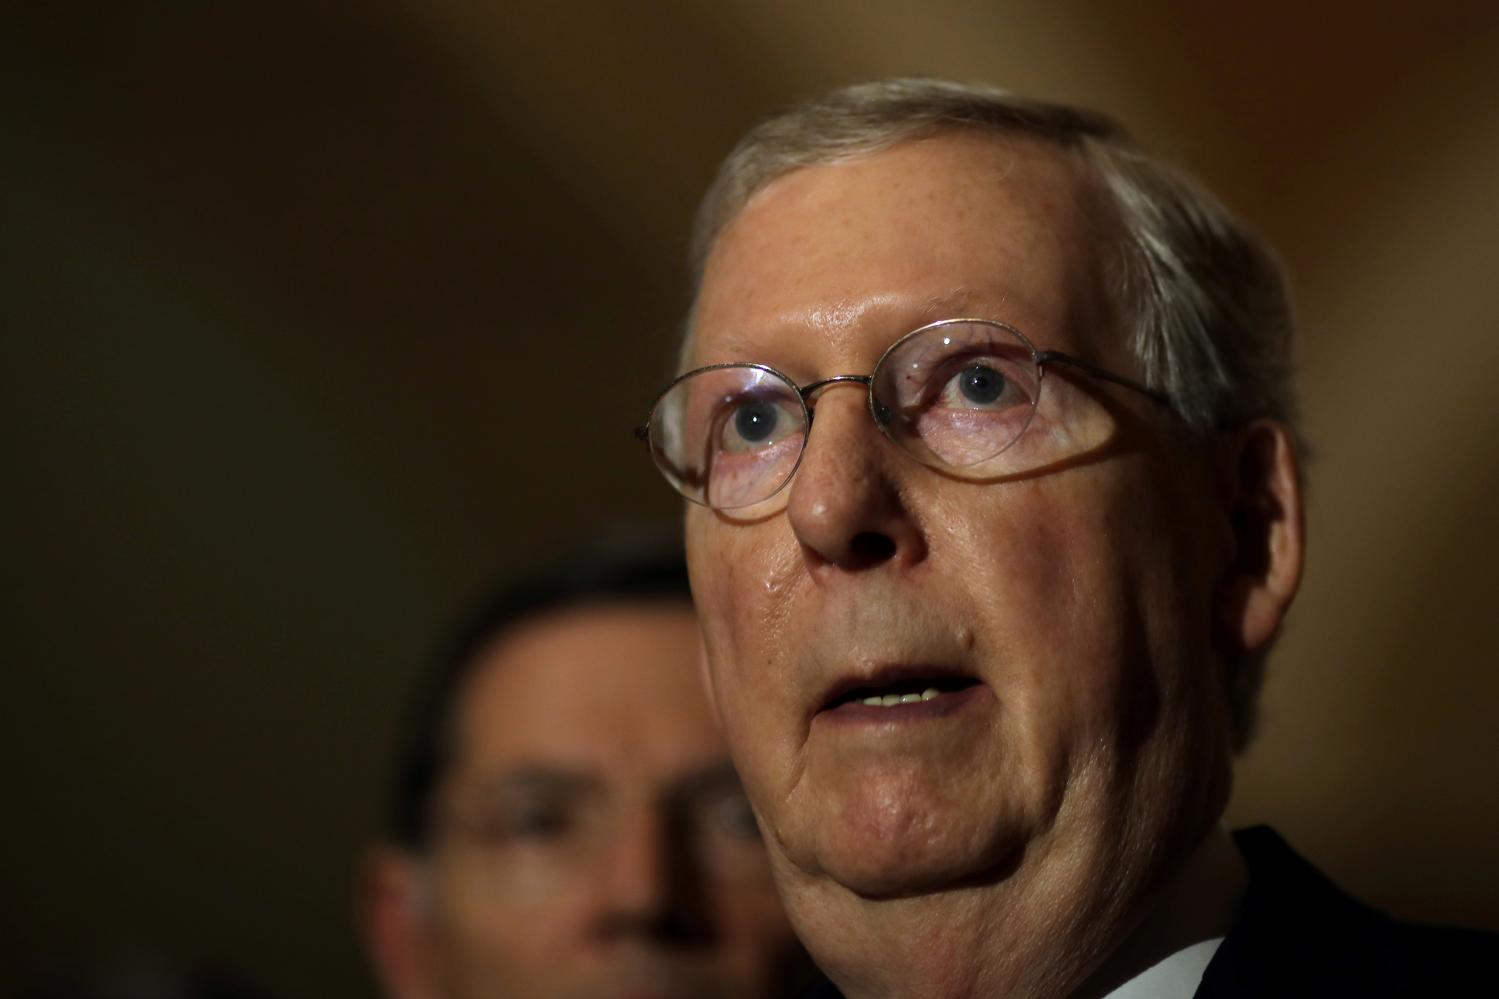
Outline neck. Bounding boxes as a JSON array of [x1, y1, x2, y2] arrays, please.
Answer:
[[786, 826, 1246, 999], [1072, 825, 1245, 998]]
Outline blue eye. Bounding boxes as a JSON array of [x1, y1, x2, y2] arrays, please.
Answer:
[[956, 364, 1005, 405], [733, 400, 779, 442]]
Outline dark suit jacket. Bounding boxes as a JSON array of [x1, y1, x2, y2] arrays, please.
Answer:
[[803, 826, 1496, 997], [1195, 825, 1494, 996]]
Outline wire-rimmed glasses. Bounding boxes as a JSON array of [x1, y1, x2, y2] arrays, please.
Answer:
[[636, 318, 1170, 510]]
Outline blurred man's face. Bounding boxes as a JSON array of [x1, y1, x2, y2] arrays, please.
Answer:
[[374, 603, 799, 999], [685, 133, 1240, 961]]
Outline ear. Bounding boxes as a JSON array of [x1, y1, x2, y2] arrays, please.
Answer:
[[1214, 419, 1305, 654], [354, 845, 439, 999]]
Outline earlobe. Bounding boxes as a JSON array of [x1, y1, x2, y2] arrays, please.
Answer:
[[354, 846, 437, 999], [1215, 419, 1305, 655]]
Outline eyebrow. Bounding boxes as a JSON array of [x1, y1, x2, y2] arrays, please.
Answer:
[[913, 288, 1009, 321], [704, 288, 1019, 366]]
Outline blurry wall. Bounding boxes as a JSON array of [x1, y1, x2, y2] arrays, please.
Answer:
[[4, 2, 1497, 995]]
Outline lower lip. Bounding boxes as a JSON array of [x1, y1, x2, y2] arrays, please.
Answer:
[[815, 683, 989, 726]]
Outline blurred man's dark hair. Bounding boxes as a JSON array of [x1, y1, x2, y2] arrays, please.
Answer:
[[385, 532, 692, 852]]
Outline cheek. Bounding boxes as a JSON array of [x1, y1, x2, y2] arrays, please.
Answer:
[[433, 855, 595, 971], [686, 513, 804, 798], [1012, 468, 1223, 764], [688, 521, 746, 640], [686, 513, 798, 691], [956, 486, 1154, 754]]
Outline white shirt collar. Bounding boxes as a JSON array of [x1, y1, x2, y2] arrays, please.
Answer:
[[1100, 937, 1224, 999]]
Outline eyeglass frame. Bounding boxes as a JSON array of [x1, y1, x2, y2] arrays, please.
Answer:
[[634, 317, 1174, 507]]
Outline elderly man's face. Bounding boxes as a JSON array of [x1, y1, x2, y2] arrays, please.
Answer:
[[685, 134, 1240, 921], [366, 603, 801, 999]]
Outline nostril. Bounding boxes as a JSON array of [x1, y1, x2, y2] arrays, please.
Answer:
[[848, 531, 897, 567]]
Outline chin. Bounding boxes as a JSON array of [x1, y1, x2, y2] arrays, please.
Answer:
[[786, 770, 1028, 898]]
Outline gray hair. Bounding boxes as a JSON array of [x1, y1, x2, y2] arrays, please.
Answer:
[[683, 78, 1299, 750], [688, 78, 1296, 436]]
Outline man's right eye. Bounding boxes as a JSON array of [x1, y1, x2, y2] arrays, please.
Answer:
[[509, 802, 574, 840], [734, 399, 779, 442], [467, 803, 575, 843], [718, 396, 797, 453]]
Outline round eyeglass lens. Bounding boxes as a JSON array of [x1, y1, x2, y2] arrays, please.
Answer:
[[871, 320, 1043, 471], [647, 365, 808, 509]]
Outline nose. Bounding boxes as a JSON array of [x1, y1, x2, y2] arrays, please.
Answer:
[[786, 386, 927, 573], [594, 806, 708, 944]]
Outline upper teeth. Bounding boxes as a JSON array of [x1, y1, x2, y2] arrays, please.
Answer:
[[862, 688, 941, 706]]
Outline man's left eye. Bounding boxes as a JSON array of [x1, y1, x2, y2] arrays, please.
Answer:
[[706, 790, 762, 840]]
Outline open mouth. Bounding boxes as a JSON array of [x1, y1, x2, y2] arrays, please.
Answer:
[[824, 674, 981, 710], [815, 666, 986, 725]]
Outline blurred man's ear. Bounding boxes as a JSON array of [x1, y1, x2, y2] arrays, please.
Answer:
[[1214, 419, 1305, 655], [355, 845, 438, 999]]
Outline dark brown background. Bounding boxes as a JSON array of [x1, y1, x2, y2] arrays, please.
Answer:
[[4, 3, 1497, 996]]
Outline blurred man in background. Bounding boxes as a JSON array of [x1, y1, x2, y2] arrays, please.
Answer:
[[356, 539, 807, 999], [639, 79, 1494, 996]]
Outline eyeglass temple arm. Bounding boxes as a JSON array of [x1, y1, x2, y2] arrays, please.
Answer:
[[1036, 351, 1173, 408]]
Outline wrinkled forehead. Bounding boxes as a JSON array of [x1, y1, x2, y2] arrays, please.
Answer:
[[690, 132, 1124, 377]]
